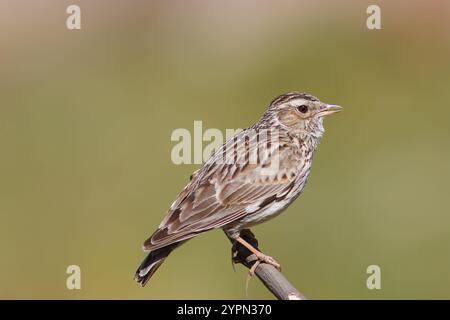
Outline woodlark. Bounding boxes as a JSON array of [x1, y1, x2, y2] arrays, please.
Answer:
[[135, 92, 342, 286]]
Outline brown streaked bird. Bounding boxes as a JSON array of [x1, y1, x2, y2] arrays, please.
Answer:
[[135, 92, 342, 286]]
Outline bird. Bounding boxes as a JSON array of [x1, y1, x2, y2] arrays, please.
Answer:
[[134, 92, 342, 286]]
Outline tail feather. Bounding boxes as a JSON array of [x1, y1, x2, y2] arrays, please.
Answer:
[[134, 242, 180, 286]]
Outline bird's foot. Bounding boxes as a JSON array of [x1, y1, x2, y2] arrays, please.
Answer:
[[253, 251, 281, 271], [245, 252, 281, 296], [229, 230, 282, 295]]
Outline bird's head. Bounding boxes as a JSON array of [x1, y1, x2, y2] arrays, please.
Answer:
[[263, 92, 342, 140]]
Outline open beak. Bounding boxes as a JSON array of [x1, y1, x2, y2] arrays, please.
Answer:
[[317, 104, 342, 117]]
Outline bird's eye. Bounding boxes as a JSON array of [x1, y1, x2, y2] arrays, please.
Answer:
[[297, 105, 308, 113]]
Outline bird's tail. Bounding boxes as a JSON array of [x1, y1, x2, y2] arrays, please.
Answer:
[[134, 242, 181, 286]]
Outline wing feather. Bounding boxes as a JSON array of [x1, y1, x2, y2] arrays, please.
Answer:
[[143, 130, 299, 251]]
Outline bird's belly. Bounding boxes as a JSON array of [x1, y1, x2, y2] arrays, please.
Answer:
[[237, 200, 291, 229], [223, 170, 310, 237]]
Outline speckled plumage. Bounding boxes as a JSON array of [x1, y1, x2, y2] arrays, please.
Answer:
[[135, 92, 341, 286]]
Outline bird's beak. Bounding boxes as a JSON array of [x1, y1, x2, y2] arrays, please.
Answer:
[[317, 104, 342, 117]]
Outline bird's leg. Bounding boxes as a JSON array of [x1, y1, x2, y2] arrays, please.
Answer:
[[235, 236, 281, 271]]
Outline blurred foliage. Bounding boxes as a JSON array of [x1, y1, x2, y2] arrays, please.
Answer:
[[1, 0, 450, 299]]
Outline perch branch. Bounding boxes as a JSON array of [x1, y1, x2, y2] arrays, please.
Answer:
[[231, 229, 306, 300]]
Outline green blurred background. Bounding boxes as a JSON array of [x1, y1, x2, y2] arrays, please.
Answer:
[[1, 0, 450, 299]]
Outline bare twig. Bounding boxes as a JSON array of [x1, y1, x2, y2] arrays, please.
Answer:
[[231, 229, 306, 300]]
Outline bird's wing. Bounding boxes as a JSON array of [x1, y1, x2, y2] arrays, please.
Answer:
[[143, 130, 300, 251]]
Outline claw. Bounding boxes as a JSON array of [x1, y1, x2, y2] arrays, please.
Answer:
[[232, 233, 283, 295], [245, 260, 261, 296], [244, 253, 282, 296], [254, 252, 282, 271], [231, 246, 237, 272]]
